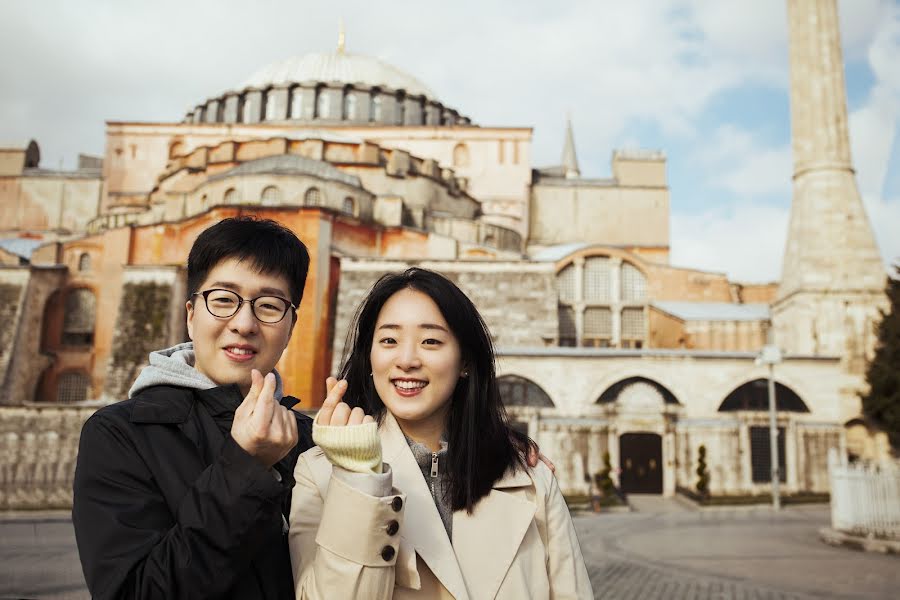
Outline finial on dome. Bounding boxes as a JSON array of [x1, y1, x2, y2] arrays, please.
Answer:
[[337, 18, 346, 55]]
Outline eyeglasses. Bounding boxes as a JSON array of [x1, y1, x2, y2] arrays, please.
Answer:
[[191, 289, 296, 324]]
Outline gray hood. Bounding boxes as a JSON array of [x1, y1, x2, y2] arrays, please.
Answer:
[[128, 341, 284, 400]]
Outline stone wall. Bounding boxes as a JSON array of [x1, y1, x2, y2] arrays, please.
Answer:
[[0, 405, 94, 509], [103, 267, 187, 401], [332, 259, 557, 373], [1, 266, 67, 405]]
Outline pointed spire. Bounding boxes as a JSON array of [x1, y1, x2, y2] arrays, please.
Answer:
[[562, 114, 580, 179], [337, 18, 346, 55]]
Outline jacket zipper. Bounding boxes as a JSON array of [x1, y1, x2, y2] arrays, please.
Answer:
[[430, 451, 439, 500]]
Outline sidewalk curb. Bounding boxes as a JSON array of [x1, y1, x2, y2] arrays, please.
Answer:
[[0, 509, 72, 523], [819, 527, 900, 555]]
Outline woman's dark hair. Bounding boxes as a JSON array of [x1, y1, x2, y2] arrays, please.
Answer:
[[339, 267, 531, 513]]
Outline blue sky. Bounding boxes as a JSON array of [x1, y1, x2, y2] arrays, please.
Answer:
[[1, 0, 897, 282]]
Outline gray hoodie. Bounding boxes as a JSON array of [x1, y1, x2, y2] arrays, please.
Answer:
[[128, 341, 284, 400]]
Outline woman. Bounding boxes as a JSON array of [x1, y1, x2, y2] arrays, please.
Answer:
[[289, 268, 592, 599]]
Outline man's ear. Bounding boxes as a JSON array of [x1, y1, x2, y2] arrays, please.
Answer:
[[185, 300, 195, 340]]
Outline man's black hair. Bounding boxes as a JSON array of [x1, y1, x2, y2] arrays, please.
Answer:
[[187, 217, 310, 306]]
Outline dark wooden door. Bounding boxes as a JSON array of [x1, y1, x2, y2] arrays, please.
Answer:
[[619, 433, 663, 494]]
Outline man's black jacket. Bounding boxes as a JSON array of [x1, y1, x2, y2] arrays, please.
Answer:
[[72, 384, 314, 599]]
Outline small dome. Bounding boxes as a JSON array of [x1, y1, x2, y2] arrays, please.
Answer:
[[241, 52, 436, 99]]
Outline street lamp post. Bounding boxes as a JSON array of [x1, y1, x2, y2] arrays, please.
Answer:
[[756, 344, 783, 510]]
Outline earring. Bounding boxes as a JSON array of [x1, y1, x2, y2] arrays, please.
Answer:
[[460, 369, 469, 378], [370, 372, 374, 377]]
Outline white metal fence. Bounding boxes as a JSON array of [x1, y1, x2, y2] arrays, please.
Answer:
[[828, 448, 900, 539]]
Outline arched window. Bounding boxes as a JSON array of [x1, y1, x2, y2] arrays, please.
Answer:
[[343, 92, 358, 120], [498, 375, 555, 408], [264, 90, 278, 121], [316, 89, 331, 119], [57, 371, 90, 404], [200, 194, 208, 208], [342, 197, 355, 215], [78, 253, 91, 272], [261, 185, 281, 206], [597, 376, 679, 405], [452, 143, 470, 167], [556, 255, 647, 348], [304, 187, 322, 206], [62, 289, 96, 346], [718, 380, 809, 412], [290, 87, 305, 119], [621, 262, 647, 301], [223, 188, 238, 204], [371, 94, 383, 122]]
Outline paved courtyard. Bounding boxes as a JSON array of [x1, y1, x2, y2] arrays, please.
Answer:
[[1, 501, 897, 599]]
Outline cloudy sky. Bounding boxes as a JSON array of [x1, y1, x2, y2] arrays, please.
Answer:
[[1, 0, 898, 282]]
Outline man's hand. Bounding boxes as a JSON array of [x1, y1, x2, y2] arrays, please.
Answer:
[[231, 369, 299, 468], [315, 376, 375, 427]]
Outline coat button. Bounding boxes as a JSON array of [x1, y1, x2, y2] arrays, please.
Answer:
[[381, 545, 396, 561], [386, 520, 399, 536], [391, 496, 403, 512]]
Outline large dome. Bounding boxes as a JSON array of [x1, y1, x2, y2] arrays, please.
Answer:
[[242, 52, 436, 99], [185, 49, 471, 127]]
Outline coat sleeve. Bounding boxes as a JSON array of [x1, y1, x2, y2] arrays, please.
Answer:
[[540, 466, 594, 599], [289, 450, 406, 599], [72, 412, 289, 600]]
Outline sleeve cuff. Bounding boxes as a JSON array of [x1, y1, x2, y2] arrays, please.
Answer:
[[332, 463, 393, 497], [312, 421, 382, 474]]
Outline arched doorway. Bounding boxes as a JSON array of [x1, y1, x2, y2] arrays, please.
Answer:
[[619, 432, 663, 494]]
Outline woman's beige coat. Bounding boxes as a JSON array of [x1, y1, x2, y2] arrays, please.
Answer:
[[289, 413, 593, 599]]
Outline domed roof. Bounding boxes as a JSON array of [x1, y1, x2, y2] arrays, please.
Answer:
[[241, 51, 436, 99]]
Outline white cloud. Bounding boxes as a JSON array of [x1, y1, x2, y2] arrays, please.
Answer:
[[670, 202, 789, 282], [692, 125, 792, 199]]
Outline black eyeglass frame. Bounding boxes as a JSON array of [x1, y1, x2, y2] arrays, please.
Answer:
[[191, 288, 297, 324]]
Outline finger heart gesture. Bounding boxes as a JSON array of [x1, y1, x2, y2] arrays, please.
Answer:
[[316, 376, 375, 427]]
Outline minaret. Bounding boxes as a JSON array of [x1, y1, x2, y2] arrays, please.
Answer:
[[773, 0, 886, 369], [561, 116, 580, 179]]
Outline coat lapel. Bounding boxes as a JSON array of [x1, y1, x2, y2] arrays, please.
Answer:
[[452, 468, 536, 600], [381, 414, 470, 600]]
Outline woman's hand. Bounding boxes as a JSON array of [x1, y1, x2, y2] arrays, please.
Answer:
[[315, 376, 376, 427]]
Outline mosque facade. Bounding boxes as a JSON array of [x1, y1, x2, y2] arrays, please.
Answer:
[[0, 0, 890, 508]]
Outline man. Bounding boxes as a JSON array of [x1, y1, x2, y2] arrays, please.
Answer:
[[73, 217, 314, 599]]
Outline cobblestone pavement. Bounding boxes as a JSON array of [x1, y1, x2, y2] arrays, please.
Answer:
[[2, 503, 898, 599], [574, 501, 899, 599]]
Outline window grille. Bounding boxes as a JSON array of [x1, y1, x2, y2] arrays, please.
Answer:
[[557, 264, 576, 303], [342, 197, 355, 215], [57, 372, 90, 404], [304, 187, 322, 206], [583, 307, 613, 337], [261, 186, 281, 206], [621, 307, 645, 339], [750, 426, 786, 483], [78, 253, 91, 272], [584, 257, 611, 302], [621, 262, 647, 301]]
